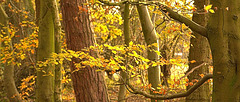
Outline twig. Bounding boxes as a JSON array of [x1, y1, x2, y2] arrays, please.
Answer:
[[180, 63, 207, 80]]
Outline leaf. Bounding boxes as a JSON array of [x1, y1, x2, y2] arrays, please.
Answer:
[[190, 60, 196, 63], [22, 21, 27, 23], [199, 74, 204, 78], [129, 41, 133, 46], [204, 5, 215, 13], [209, 9, 215, 13], [151, 43, 158, 47], [204, 5, 212, 11]]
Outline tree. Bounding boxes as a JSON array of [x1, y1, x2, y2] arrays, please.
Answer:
[[51, 0, 62, 101], [207, 0, 240, 101], [36, 0, 56, 101], [125, 0, 240, 101], [96, 0, 240, 101], [118, 3, 130, 102], [137, 4, 162, 102], [0, 4, 21, 102], [186, 0, 211, 101], [60, 0, 109, 101]]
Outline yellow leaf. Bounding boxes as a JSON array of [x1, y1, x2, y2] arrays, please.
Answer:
[[112, 50, 117, 54], [22, 21, 27, 23], [209, 9, 215, 13], [151, 43, 158, 47], [129, 41, 133, 46], [204, 5, 212, 11]]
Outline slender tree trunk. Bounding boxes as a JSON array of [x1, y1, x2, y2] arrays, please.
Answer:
[[137, 5, 162, 102], [207, 0, 240, 101], [51, 0, 62, 101], [118, 3, 130, 102], [35, 0, 40, 25], [0, 4, 21, 102], [36, 0, 55, 101], [61, 0, 109, 102], [186, 0, 210, 102]]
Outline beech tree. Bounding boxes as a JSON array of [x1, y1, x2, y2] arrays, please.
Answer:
[[0, 4, 21, 102], [97, 0, 240, 101], [139, 0, 240, 101], [36, 0, 57, 101], [137, 4, 162, 102], [118, 3, 130, 102], [186, 0, 211, 101]]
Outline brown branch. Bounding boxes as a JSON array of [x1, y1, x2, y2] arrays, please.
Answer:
[[180, 62, 207, 80], [97, 0, 127, 6], [97, 0, 208, 38], [160, 6, 207, 37], [126, 74, 213, 100]]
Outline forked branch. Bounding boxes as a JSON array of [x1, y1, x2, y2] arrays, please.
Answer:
[[160, 6, 207, 37]]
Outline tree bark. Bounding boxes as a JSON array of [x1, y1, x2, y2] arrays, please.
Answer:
[[186, 0, 210, 102], [61, 0, 109, 102], [51, 0, 62, 101], [118, 3, 130, 102], [207, 0, 240, 101], [137, 5, 162, 102], [36, 0, 55, 101], [0, 4, 21, 102]]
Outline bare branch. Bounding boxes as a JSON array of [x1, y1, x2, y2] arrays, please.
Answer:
[[180, 63, 207, 80], [126, 74, 213, 100], [160, 6, 207, 37]]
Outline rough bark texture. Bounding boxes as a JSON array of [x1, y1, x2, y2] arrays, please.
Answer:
[[0, 5, 21, 102], [36, 0, 55, 101], [61, 0, 109, 102], [137, 5, 162, 102], [207, 0, 240, 101], [186, 0, 210, 102]]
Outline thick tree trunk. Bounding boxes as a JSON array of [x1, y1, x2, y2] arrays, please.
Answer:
[[207, 0, 240, 101], [36, 0, 55, 101], [137, 5, 162, 102], [61, 0, 109, 102], [0, 5, 21, 102], [186, 0, 210, 102]]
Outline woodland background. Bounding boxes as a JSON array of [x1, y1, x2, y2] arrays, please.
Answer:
[[1, 0, 237, 101]]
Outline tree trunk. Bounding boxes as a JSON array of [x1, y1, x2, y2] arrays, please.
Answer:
[[0, 4, 22, 102], [207, 0, 240, 101], [118, 3, 130, 102], [36, 0, 55, 101], [52, 0, 62, 101], [61, 0, 109, 102], [137, 5, 162, 102], [186, 0, 210, 102]]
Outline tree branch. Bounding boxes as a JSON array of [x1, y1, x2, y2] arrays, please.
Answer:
[[126, 74, 213, 100], [160, 6, 207, 37], [97, 0, 208, 38], [180, 62, 207, 80]]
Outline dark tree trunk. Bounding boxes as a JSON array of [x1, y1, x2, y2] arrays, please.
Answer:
[[186, 0, 211, 102], [60, 0, 109, 102]]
